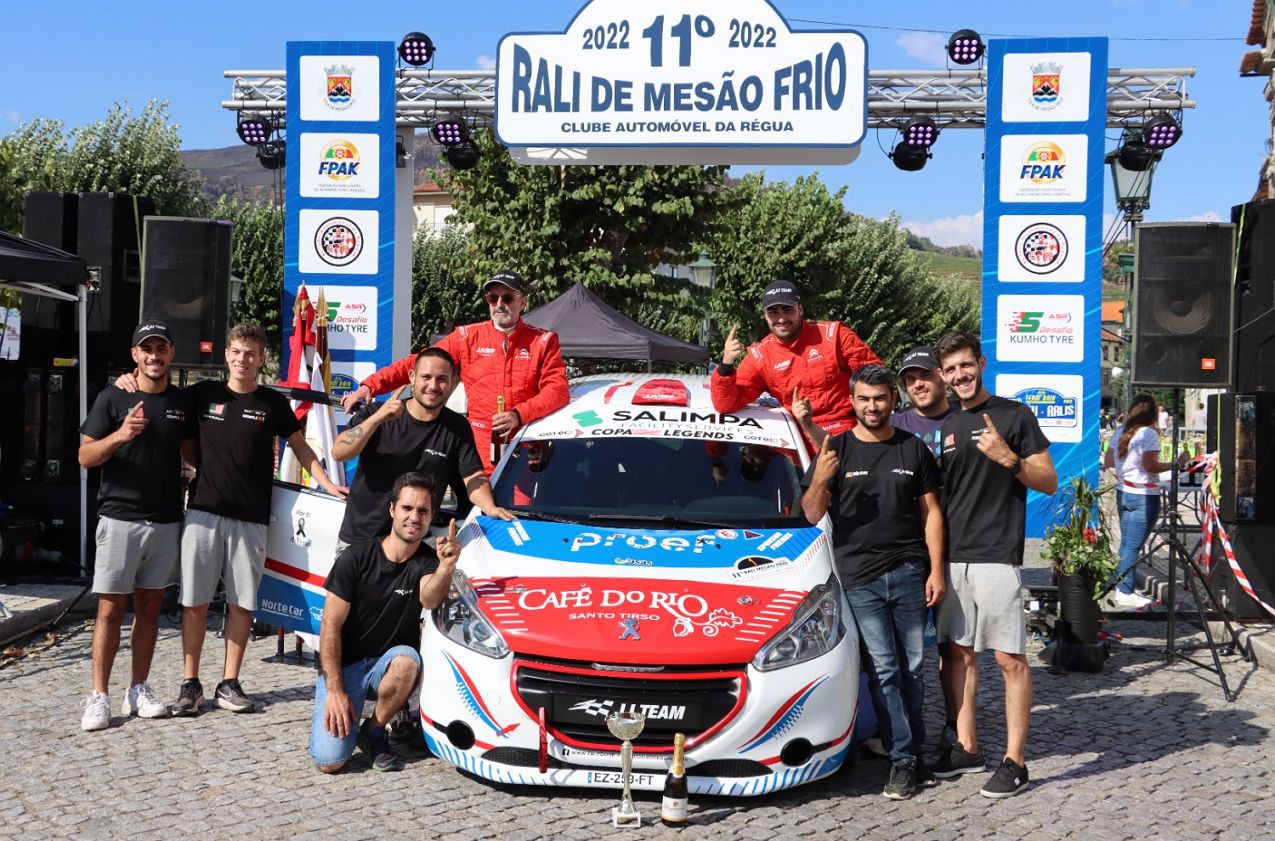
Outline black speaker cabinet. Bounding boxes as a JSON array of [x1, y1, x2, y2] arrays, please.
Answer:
[[1232, 199, 1275, 393], [19, 192, 79, 336], [77, 193, 156, 369], [1216, 392, 1275, 524], [1132, 223, 1235, 388], [1208, 522, 1275, 622], [140, 217, 233, 367]]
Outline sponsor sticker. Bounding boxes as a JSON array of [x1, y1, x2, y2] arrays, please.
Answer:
[[995, 294, 1085, 363], [316, 285, 379, 352], [996, 373, 1084, 443], [997, 215, 1085, 283], [998, 135, 1088, 203], [299, 55, 381, 122], [298, 209, 379, 276], [1001, 52, 1092, 123], [299, 133, 381, 198]]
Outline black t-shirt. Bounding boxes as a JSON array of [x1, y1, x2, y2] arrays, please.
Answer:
[[186, 380, 302, 525], [338, 404, 483, 544], [325, 538, 439, 666], [80, 384, 193, 523], [802, 429, 940, 588], [940, 395, 1051, 565]]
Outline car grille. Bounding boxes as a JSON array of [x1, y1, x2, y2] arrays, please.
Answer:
[[478, 748, 772, 778], [513, 659, 745, 750]]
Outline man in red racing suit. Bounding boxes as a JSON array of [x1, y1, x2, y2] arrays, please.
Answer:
[[711, 280, 881, 452], [341, 271, 569, 474]]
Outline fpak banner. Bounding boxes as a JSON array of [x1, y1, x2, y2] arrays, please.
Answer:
[[284, 41, 398, 402], [982, 38, 1109, 536]]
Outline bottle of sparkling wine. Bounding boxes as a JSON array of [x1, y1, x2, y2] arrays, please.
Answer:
[[491, 394, 506, 464], [661, 732, 688, 827]]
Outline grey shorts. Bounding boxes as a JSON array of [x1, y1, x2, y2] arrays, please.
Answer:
[[937, 562, 1027, 655], [180, 509, 268, 610], [92, 516, 181, 595]]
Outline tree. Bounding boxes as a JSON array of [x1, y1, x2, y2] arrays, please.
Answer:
[[410, 224, 482, 347], [435, 129, 729, 336], [702, 173, 978, 366]]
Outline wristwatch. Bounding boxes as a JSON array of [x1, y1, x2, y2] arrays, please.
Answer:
[[1010, 455, 1023, 476]]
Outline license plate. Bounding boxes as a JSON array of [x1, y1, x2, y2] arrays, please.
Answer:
[[587, 771, 656, 787], [553, 697, 700, 728]]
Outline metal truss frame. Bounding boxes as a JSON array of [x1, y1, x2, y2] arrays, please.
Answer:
[[222, 65, 1195, 132]]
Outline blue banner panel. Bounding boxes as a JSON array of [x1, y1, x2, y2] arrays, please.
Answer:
[[983, 38, 1109, 536], [284, 41, 397, 395]]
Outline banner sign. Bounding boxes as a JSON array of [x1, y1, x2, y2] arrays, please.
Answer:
[[982, 38, 1108, 536], [496, 0, 867, 165], [284, 41, 397, 402]]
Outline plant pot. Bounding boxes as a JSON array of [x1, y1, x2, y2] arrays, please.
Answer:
[[1055, 570, 1100, 645]]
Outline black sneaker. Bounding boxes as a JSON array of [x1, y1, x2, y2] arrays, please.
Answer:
[[936, 721, 957, 753], [981, 757, 1030, 798], [171, 678, 204, 717], [914, 755, 939, 788], [883, 760, 917, 800], [214, 679, 255, 713], [358, 719, 404, 772], [931, 741, 988, 778]]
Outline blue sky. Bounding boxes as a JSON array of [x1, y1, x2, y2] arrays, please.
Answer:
[[2, 0, 1265, 247]]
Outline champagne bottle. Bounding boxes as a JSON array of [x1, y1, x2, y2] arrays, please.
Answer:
[[491, 395, 506, 464], [661, 732, 688, 827]]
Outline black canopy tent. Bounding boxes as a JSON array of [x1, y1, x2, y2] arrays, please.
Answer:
[[0, 231, 92, 575], [522, 282, 709, 365]]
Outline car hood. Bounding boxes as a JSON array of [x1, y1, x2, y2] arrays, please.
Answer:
[[456, 516, 832, 666]]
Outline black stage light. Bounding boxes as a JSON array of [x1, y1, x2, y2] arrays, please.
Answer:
[[891, 141, 931, 172], [399, 32, 435, 67], [947, 29, 985, 65], [256, 139, 286, 170], [445, 141, 481, 170], [1116, 132, 1156, 172], [237, 115, 272, 146], [1143, 113, 1182, 149], [431, 117, 470, 147], [902, 115, 938, 149]]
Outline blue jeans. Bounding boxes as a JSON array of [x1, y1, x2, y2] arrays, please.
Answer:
[[844, 558, 928, 764], [1116, 492, 1160, 594], [309, 645, 421, 767]]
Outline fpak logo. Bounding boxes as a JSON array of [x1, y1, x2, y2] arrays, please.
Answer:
[[317, 140, 360, 178], [1020, 142, 1065, 183], [999, 136, 1087, 203], [299, 133, 379, 198]]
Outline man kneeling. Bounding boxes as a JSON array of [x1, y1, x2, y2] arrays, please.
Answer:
[[310, 472, 460, 772]]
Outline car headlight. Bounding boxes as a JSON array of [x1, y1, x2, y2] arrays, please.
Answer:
[[752, 574, 844, 672], [433, 569, 510, 659]]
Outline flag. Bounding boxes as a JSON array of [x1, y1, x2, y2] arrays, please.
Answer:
[[278, 286, 342, 488]]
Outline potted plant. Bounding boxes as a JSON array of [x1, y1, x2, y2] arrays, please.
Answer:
[[1041, 475, 1118, 654]]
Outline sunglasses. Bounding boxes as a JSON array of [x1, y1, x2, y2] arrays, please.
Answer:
[[486, 293, 517, 305]]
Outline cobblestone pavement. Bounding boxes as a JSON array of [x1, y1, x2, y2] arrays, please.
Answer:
[[3, 604, 1273, 841]]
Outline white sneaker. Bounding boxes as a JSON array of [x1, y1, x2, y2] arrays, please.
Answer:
[[80, 691, 111, 731], [1113, 590, 1154, 609], [123, 682, 170, 718]]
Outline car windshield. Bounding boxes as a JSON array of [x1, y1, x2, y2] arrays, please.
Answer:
[[492, 437, 808, 528]]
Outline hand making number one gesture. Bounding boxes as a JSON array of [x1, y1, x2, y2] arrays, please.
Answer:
[[812, 433, 839, 486], [437, 518, 461, 566], [976, 413, 1017, 469], [721, 324, 744, 367], [373, 385, 410, 424]]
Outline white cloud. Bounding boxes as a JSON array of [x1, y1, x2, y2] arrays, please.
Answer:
[[476, 54, 496, 71], [895, 32, 947, 66], [1176, 210, 1225, 223], [903, 212, 983, 248], [3, 110, 19, 125]]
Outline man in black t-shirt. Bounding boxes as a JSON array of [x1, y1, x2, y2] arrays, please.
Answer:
[[334, 347, 512, 548], [310, 472, 460, 773], [931, 330, 1056, 799], [78, 321, 192, 731], [802, 365, 945, 800]]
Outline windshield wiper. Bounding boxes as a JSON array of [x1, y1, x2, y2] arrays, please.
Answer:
[[504, 507, 586, 525], [587, 513, 739, 530]]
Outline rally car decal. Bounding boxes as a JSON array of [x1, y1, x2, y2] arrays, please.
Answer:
[[443, 651, 519, 740], [739, 675, 829, 752]]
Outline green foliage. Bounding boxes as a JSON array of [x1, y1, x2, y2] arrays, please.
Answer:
[[208, 196, 284, 364], [436, 129, 728, 340], [2, 101, 206, 230], [410, 224, 483, 346], [1041, 476, 1119, 599], [701, 173, 978, 365]]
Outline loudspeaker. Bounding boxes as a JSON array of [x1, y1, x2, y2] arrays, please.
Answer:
[[1216, 392, 1275, 524], [1208, 522, 1275, 622], [40, 368, 79, 484], [77, 193, 155, 370], [19, 192, 79, 335], [1131, 223, 1235, 387], [1232, 199, 1275, 393], [140, 217, 233, 367]]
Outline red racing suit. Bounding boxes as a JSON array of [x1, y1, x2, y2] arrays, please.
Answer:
[[711, 320, 881, 448], [359, 319, 570, 473]]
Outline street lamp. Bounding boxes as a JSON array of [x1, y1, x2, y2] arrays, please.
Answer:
[[687, 252, 718, 347], [1106, 129, 1158, 223]]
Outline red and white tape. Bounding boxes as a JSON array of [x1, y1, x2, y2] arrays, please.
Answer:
[[1196, 456, 1275, 620]]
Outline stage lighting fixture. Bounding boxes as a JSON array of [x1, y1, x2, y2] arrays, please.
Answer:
[[256, 139, 286, 170], [891, 142, 930, 172], [237, 115, 272, 146], [902, 115, 938, 148], [946, 29, 985, 65], [431, 117, 470, 147], [1117, 135, 1156, 172], [399, 32, 435, 66], [1143, 113, 1182, 149], [445, 141, 481, 170]]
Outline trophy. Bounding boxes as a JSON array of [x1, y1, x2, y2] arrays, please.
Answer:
[[606, 711, 647, 827]]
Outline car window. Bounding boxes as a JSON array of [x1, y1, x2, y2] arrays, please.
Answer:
[[493, 437, 807, 527]]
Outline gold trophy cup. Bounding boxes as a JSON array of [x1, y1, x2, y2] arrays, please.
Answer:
[[606, 711, 647, 827]]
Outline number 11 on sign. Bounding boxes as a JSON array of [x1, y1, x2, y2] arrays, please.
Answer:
[[642, 14, 715, 67]]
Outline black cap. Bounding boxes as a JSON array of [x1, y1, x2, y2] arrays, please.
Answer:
[[899, 346, 938, 374], [132, 320, 173, 346], [482, 270, 525, 294], [762, 280, 801, 309]]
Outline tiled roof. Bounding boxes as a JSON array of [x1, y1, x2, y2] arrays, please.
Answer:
[[1248, 0, 1269, 45], [1101, 301, 1128, 324]]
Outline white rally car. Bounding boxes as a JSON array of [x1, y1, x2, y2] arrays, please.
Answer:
[[420, 375, 859, 796]]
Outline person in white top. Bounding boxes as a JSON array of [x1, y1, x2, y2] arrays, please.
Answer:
[[1103, 394, 1186, 608]]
